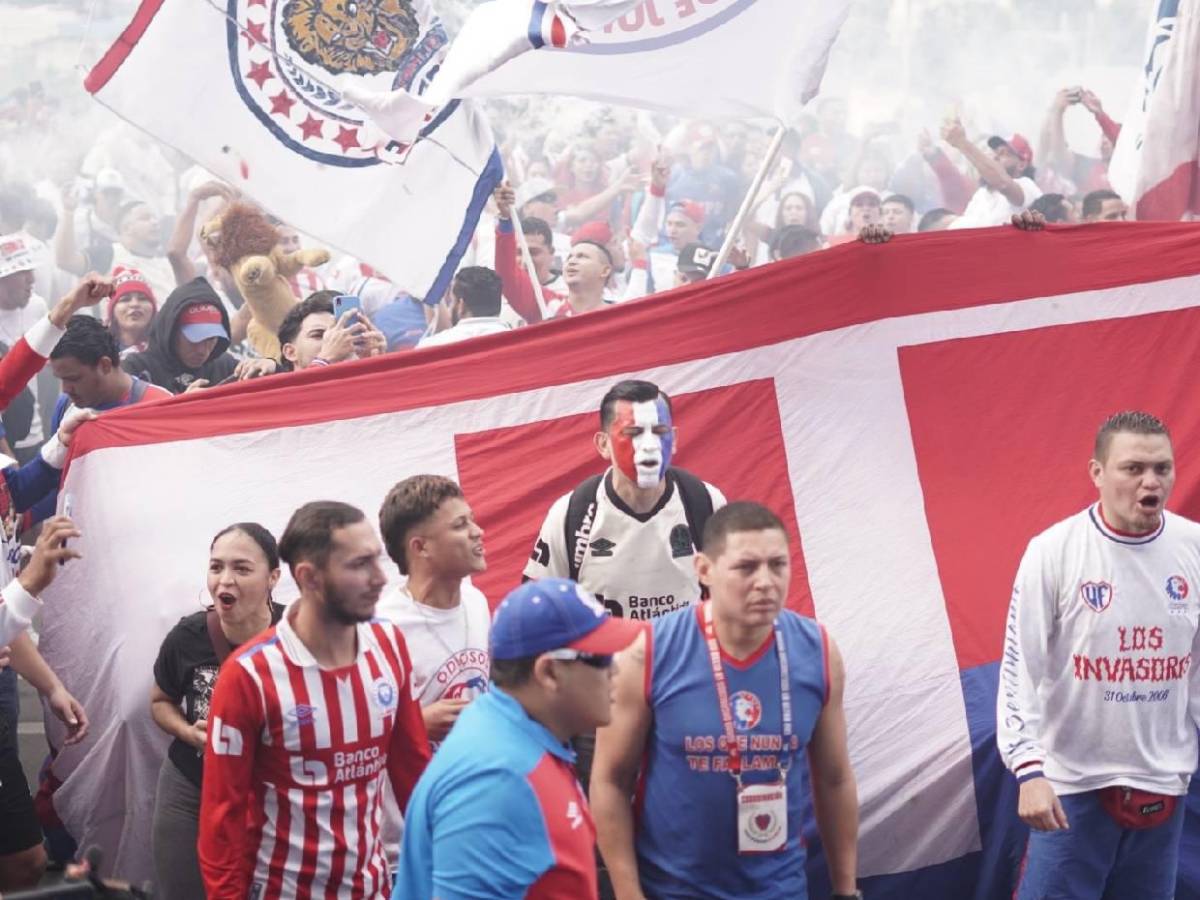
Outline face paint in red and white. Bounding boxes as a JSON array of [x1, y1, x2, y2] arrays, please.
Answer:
[[609, 397, 674, 488]]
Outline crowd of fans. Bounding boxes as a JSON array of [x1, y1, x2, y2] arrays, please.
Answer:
[[0, 84, 1133, 404], [0, 78, 1156, 898]]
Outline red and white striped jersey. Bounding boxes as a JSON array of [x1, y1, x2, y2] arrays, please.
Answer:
[[198, 607, 431, 899]]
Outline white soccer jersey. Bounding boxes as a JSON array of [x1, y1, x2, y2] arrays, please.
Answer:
[[523, 468, 725, 620], [998, 504, 1200, 796]]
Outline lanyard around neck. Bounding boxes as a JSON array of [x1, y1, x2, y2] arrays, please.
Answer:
[[702, 601, 792, 784]]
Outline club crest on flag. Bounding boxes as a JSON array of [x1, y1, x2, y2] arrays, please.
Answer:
[[1079, 580, 1114, 613], [226, 0, 448, 165]]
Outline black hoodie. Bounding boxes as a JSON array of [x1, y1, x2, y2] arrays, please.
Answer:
[[122, 278, 238, 394]]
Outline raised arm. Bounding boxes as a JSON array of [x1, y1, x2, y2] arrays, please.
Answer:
[[168, 182, 234, 286], [592, 632, 654, 900], [942, 119, 1025, 207], [1039, 89, 1076, 174]]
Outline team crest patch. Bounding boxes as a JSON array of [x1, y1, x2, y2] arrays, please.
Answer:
[[1166, 575, 1189, 601], [1166, 575, 1190, 614], [669, 524, 693, 558], [226, 0, 448, 166], [373, 677, 397, 711], [730, 690, 762, 731], [1079, 581, 1114, 613]]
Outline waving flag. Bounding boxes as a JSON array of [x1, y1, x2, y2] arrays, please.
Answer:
[[346, 0, 851, 142], [461, 0, 852, 119], [85, 0, 501, 301], [1109, 0, 1200, 220], [40, 224, 1200, 893]]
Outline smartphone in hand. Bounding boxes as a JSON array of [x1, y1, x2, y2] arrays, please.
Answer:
[[332, 294, 362, 323]]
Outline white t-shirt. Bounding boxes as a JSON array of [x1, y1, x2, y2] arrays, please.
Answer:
[[523, 469, 725, 620], [950, 177, 1042, 229], [416, 317, 511, 349], [0, 294, 48, 446], [998, 504, 1200, 796], [374, 580, 492, 853], [375, 581, 492, 708]]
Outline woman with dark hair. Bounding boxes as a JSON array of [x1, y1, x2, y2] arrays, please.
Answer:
[[106, 267, 157, 354], [148, 523, 283, 900]]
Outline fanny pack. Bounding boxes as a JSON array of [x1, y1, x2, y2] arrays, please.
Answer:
[[1098, 786, 1178, 830]]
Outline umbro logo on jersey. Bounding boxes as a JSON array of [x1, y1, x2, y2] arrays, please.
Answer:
[[589, 537, 616, 557], [287, 704, 319, 725]]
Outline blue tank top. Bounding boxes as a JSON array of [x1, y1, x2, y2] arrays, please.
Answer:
[[637, 603, 827, 899]]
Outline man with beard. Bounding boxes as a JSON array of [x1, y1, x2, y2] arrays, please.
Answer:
[[199, 501, 431, 900], [942, 119, 1042, 229], [417, 267, 509, 349]]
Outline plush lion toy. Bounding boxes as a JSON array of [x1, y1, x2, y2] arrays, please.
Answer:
[[200, 202, 330, 359]]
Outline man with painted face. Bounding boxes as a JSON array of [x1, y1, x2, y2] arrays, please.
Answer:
[[999, 411, 1200, 900], [524, 379, 725, 815], [525, 379, 725, 623]]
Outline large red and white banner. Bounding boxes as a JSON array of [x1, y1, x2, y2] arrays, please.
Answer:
[[39, 224, 1200, 893], [1109, 0, 1200, 220]]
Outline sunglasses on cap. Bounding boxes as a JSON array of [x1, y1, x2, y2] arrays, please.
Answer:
[[542, 649, 614, 669]]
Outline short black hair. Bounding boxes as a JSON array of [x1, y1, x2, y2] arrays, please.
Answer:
[[701, 501, 788, 559], [1082, 189, 1122, 219], [770, 225, 821, 260], [574, 239, 614, 268], [50, 315, 121, 367], [451, 267, 503, 318], [277, 290, 336, 348], [210, 522, 280, 570], [918, 208, 956, 232], [1030, 193, 1071, 223], [491, 656, 538, 688], [882, 194, 915, 213], [599, 379, 672, 430], [1093, 411, 1170, 462], [521, 216, 554, 249], [279, 501, 366, 572]]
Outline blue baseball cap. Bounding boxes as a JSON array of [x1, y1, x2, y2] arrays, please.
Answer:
[[490, 578, 644, 661]]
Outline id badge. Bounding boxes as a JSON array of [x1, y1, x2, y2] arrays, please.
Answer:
[[737, 779, 788, 854]]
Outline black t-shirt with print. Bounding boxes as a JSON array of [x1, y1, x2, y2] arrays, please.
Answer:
[[153, 603, 284, 788]]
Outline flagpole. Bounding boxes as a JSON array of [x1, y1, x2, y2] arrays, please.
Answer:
[[709, 122, 788, 277], [509, 207, 550, 321]]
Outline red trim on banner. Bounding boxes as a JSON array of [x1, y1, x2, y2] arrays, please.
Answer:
[[1136, 161, 1200, 221], [68, 223, 1200, 462], [84, 0, 167, 94]]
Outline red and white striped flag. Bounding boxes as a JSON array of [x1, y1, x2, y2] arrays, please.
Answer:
[[1109, 0, 1200, 219]]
